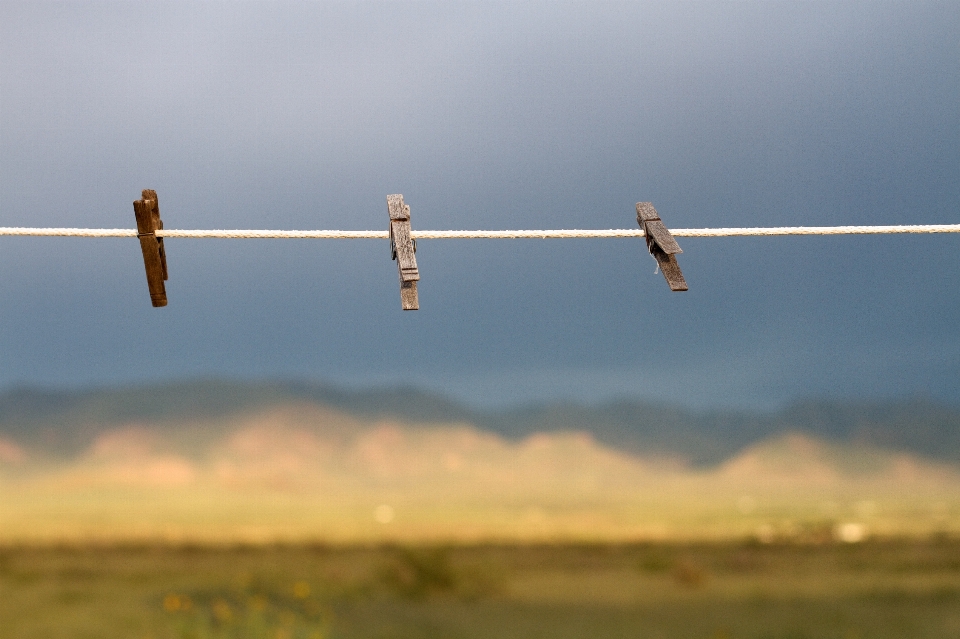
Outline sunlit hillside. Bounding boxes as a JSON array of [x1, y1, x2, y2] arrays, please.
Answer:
[[2, 388, 959, 544]]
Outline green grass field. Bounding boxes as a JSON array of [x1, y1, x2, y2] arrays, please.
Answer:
[[3, 540, 960, 639]]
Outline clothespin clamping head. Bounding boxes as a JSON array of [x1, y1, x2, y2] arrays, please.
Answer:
[[636, 202, 687, 291], [387, 194, 420, 310], [132, 189, 168, 307]]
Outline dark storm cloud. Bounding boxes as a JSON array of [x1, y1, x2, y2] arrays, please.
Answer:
[[0, 2, 957, 407]]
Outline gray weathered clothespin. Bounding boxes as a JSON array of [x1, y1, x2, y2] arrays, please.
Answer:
[[387, 194, 419, 310], [636, 202, 687, 291], [133, 189, 168, 307]]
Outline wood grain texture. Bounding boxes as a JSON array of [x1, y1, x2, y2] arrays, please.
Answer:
[[399, 280, 419, 310], [644, 220, 682, 255], [654, 252, 688, 291], [636, 202, 682, 255], [391, 220, 419, 282], [387, 194, 419, 310], [133, 190, 168, 307], [142, 189, 168, 281], [636, 202, 688, 292], [635, 202, 660, 223], [386, 194, 409, 221]]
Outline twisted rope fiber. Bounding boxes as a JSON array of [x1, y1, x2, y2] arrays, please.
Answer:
[[0, 225, 958, 238]]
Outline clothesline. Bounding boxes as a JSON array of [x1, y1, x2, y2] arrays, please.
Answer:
[[0, 224, 958, 239], [7, 191, 955, 308]]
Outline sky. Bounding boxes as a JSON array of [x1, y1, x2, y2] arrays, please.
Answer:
[[0, 1, 957, 409]]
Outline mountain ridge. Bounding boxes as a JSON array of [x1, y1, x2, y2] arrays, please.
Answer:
[[1, 379, 958, 466]]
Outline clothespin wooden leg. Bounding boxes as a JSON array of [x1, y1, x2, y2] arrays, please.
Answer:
[[387, 194, 420, 310], [636, 202, 688, 291], [133, 189, 168, 307]]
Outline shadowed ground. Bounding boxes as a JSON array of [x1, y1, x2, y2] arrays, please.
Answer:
[[2, 542, 960, 638]]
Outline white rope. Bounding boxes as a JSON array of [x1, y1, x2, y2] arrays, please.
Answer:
[[671, 224, 960, 237], [0, 228, 139, 237], [0, 224, 957, 238], [161, 229, 388, 239]]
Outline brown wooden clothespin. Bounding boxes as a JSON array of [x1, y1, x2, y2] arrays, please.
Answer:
[[387, 194, 419, 310], [636, 202, 687, 291], [132, 189, 168, 307]]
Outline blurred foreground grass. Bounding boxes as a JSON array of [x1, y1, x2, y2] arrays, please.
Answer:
[[2, 541, 960, 638]]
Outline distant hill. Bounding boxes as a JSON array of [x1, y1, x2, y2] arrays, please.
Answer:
[[2, 394, 958, 543], [1, 380, 958, 466], [718, 431, 960, 482]]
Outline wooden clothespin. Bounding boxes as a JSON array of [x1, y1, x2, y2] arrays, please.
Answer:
[[387, 194, 419, 310], [132, 189, 168, 307], [636, 202, 687, 291]]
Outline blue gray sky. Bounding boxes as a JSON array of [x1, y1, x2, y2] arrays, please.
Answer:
[[0, 1, 957, 408]]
